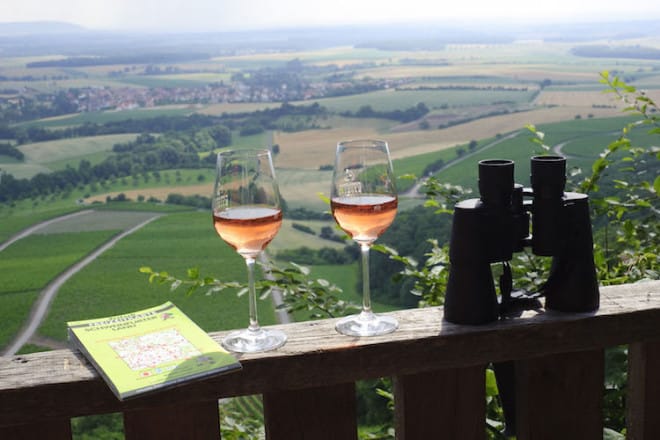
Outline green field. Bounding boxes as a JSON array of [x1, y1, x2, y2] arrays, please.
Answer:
[[2, 134, 139, 178], [19, 134, 138, 164], [0, 230, 120, 347], [3, 134, 136, 178], [0, 290, 40, 350]]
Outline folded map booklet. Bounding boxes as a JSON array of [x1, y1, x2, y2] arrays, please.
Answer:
[[68, 301, 241, 400]]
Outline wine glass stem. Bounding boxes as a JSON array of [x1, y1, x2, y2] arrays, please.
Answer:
[[360, 243, 373, 315], [245, 256, 261, 332]]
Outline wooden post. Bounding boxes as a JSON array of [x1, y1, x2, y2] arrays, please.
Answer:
[[394, 365, 486, 440], [124, 400, 220, 439], [263, 382, 357, 440], [516, 350, 603, 440], [627, 340, 660, 439], [0, 419, 72, 440]]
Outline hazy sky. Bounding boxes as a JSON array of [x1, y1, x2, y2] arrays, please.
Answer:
[[5, 0, 660, 32]]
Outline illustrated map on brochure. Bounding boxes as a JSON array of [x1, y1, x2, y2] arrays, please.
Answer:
[[67, 302, 241, 400]]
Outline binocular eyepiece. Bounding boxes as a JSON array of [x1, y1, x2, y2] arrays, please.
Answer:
[[478, 159, 515, 208], [443, 155, 599, 325]]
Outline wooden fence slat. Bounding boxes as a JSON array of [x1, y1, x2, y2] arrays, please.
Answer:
[[0, 419, 72, 440], [394, 365, 486, 440], [627, 340, 660, 439], [515, 349, 603, 440], [124, 400, 220, 439], [263, 382, 357, 440]]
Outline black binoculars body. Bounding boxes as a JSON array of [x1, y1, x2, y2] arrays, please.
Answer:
[[443, 155, 599, 325]]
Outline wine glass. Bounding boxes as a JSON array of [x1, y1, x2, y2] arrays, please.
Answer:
[[212, 149, 287, 353], [331, 139, 399, 336]]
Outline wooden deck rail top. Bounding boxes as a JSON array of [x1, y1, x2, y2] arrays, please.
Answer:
[[1, 280, 659, 439]]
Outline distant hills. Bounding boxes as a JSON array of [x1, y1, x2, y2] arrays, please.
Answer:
[[1, 19, 660, 57]]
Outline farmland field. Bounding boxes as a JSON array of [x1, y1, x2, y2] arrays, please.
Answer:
[[18, 133, 138, 165], [0, 230, 121, 347]]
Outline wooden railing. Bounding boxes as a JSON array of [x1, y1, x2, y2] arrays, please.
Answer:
[[1, 280, 659, 439]]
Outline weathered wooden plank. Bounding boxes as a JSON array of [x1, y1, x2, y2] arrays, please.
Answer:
[[627, 339, 660, 439], [124, 400, 220, 439], [0, 281, 657, 427], [263, 382, 357, 440], [515, 349, 604, 440], [0, 419, 72, 440], [395, 366, 485, 440]]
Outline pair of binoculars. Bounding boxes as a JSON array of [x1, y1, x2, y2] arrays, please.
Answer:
[[443, 155, 599, 325]]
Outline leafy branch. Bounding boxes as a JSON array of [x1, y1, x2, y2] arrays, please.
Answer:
[[140, 259, 358, 320]]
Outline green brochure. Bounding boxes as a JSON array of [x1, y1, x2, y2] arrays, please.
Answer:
[[68, 302, 241, 400]]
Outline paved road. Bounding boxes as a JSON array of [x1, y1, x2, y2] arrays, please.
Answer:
[[1, 213, 163, 357]]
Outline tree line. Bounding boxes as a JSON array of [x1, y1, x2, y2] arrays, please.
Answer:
[[0, 142, 23, 160], [341, 102, 430, 123]]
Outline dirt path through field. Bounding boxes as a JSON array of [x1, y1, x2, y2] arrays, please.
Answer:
[[1, 213, 163, 357]]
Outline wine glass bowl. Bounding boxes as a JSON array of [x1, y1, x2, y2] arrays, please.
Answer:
[[331, 140, 399, 337], [212, 149, 287, 353], [213, 206, 282, 259], [330, 195, 397, 245]]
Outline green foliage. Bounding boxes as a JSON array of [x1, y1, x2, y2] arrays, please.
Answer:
[[356, 378, 394, 430], [291, 222, 315, 235], [373, 240, 449, 307], [585, 72, 659, 285], [369, 180, 465, 307], [525, 124, 552, 154], [71, 414, 124, 440], [221, 397, 265, 439], [485, 367, 506, 439], [141, 259, 358, 320], [275, 245, 358, 265]]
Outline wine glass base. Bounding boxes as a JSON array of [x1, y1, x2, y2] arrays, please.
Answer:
[[222, 327, 287, 353], [335, 311, 399, 337]]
